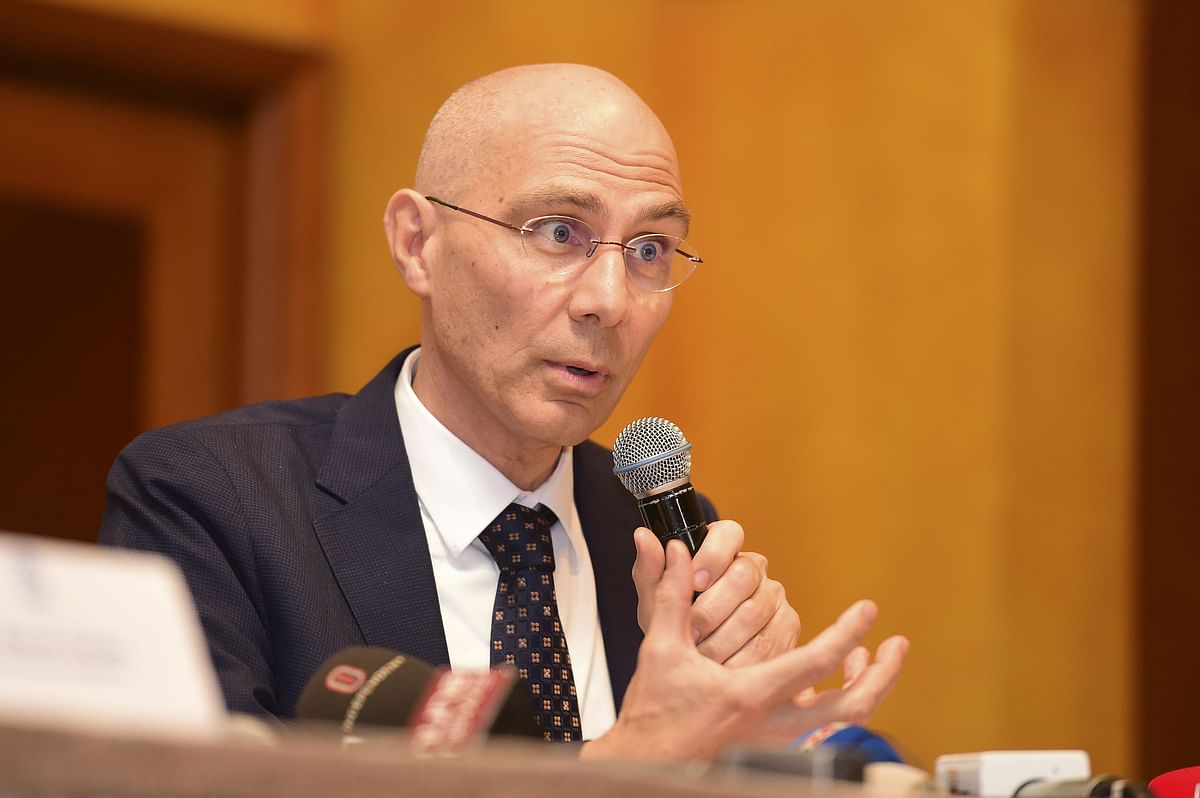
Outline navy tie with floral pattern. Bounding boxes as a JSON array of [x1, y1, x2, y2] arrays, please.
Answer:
[[478, 503, 581, 742]]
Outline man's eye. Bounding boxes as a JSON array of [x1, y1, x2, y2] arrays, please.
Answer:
[[635, 240, 664, 262], [633, 236, 678, 262], [531, 219, 583, 246]]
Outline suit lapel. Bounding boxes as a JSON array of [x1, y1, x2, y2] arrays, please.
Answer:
[[574, 441, 644, 711], [307, 354, 646, 697], [310, 349, 451, 667]]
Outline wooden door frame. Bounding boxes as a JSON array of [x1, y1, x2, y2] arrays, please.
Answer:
[[0, 0, 329, 403], [1136, 0, 1200, 778]]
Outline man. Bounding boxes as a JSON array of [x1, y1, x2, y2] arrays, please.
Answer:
[[101, 64, 907, 759]]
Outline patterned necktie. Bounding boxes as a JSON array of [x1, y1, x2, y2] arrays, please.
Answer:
[[478, 503, 581, 742]]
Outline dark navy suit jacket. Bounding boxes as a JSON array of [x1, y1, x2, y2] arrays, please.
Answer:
[[100, 348, 666, 719]]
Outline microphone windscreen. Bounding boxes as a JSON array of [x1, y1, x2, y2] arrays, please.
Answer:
[[612, 416, 693, 496], [795, 723, 905, 764], [295, 646, 436, 733], [406, 668, 541, 752]]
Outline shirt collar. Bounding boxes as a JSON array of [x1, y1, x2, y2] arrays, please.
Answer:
[[393, 348, 576, 558]]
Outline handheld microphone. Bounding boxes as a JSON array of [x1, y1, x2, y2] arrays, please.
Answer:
[[612, 416, 708, 555], [295, 646, 540, 752]]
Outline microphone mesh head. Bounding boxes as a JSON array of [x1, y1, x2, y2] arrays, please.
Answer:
[[612, 416, 693, 496]]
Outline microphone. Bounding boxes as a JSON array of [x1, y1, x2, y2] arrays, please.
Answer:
[[296, 646, 435, 734], [718, 724, 925, 789], [1013, 777, 1154, 798], [796, 723, 934, 792], [1149, 767, 1200, 798], [612, 416, 709, 555], [295, 646, 540, 752], [794, 723, 905, 763]]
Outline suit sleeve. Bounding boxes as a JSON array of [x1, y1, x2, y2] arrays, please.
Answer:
[[99, 427, 280, 717]]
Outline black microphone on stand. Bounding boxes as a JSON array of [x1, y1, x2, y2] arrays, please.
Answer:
[[612, 416, 709, 556]]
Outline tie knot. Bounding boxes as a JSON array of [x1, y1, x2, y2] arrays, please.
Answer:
[[479, 503, 558, 573]]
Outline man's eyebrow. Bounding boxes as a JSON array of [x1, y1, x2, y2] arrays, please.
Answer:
[[508, 188, 608, 219], [508, 190, 691, 235], [642, 200, 691, 236]]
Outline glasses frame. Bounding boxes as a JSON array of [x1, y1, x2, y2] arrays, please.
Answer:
[[424, 195, 702, 292]]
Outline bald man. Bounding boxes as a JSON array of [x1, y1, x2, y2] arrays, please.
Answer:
[[101, 64, 906, 759]]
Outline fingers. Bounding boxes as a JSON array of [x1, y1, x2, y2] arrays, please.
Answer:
[[842, 646, 870, 684], [701, 578, 800, 666], [839, 634, 907, 715], [751, 632, 908, 744], [689, 523, 799, 666], [745, 599, 879, 708], [690, 550, 765, 645], [790, 634, 909, 726], [690, 520, 745, 592]]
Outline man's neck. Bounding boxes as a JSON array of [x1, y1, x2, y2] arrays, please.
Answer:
[[475, 445, 561, 492], [411, 353, 561, 491]]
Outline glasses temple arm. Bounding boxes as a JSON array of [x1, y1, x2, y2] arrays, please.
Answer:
[[425, 196, 526, 233]]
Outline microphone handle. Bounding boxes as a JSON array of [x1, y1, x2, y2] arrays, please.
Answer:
[[637, 481, 708, 556]]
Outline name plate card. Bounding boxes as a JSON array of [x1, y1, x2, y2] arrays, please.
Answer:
[[0, 532, 226, 740]]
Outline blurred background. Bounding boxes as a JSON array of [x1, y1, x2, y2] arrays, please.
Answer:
[[0, 0, 1195, 780]]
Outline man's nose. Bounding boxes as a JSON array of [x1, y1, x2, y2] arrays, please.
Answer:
[[567, 243, 631, 327]]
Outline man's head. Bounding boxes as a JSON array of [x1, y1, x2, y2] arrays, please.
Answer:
[[384, 64, 690, 484]]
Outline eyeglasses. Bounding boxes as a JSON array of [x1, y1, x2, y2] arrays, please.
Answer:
[[425, 195, 702, 293]]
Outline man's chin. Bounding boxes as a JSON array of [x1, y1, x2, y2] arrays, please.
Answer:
[[525, 401, 611, 448]]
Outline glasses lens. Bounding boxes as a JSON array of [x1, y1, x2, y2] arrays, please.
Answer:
[[624, 233, 701, 292], [520, 216, 702, 291], [521, 216, 595, 274]]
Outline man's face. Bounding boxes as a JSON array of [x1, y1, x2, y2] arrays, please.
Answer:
[[419, 99, 684, 459]]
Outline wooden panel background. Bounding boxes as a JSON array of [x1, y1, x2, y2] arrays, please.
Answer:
[[0, 0, 331, 541], [5, 0, 1188, 778]]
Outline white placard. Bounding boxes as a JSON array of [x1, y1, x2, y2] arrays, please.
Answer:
[[0, 532, 227, 740]]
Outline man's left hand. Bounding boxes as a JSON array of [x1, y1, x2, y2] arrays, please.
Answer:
[[631, 520, 801, 666]]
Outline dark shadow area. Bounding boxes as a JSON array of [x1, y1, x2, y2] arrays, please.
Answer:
[[1136, 0, 1200, 779]]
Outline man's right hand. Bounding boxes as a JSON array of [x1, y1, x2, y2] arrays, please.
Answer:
[[581, 539, 908, 761]]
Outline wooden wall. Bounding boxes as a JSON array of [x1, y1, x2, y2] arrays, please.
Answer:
[[9, 0, 1184, 778]]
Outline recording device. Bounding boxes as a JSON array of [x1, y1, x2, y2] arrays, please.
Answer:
[[936, 751, 1092, 797], [612, 416, 709, 555], [295, 646, 539, 753]]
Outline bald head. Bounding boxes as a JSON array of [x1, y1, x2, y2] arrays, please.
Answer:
[[414, 64, 680, 202], [383, 63, 686, 478]]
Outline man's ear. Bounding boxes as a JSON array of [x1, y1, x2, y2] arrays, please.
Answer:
[[383, 189, 436, 298]]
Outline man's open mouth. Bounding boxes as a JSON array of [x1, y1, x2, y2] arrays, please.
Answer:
[[566, 365, 598, 377]]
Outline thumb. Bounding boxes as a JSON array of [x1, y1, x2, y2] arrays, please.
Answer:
[[631, 527, 665, 628], [645, 539, 696, 645]]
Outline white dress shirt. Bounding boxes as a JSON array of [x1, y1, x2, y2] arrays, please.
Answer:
[[393, 348, 617, 740]]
